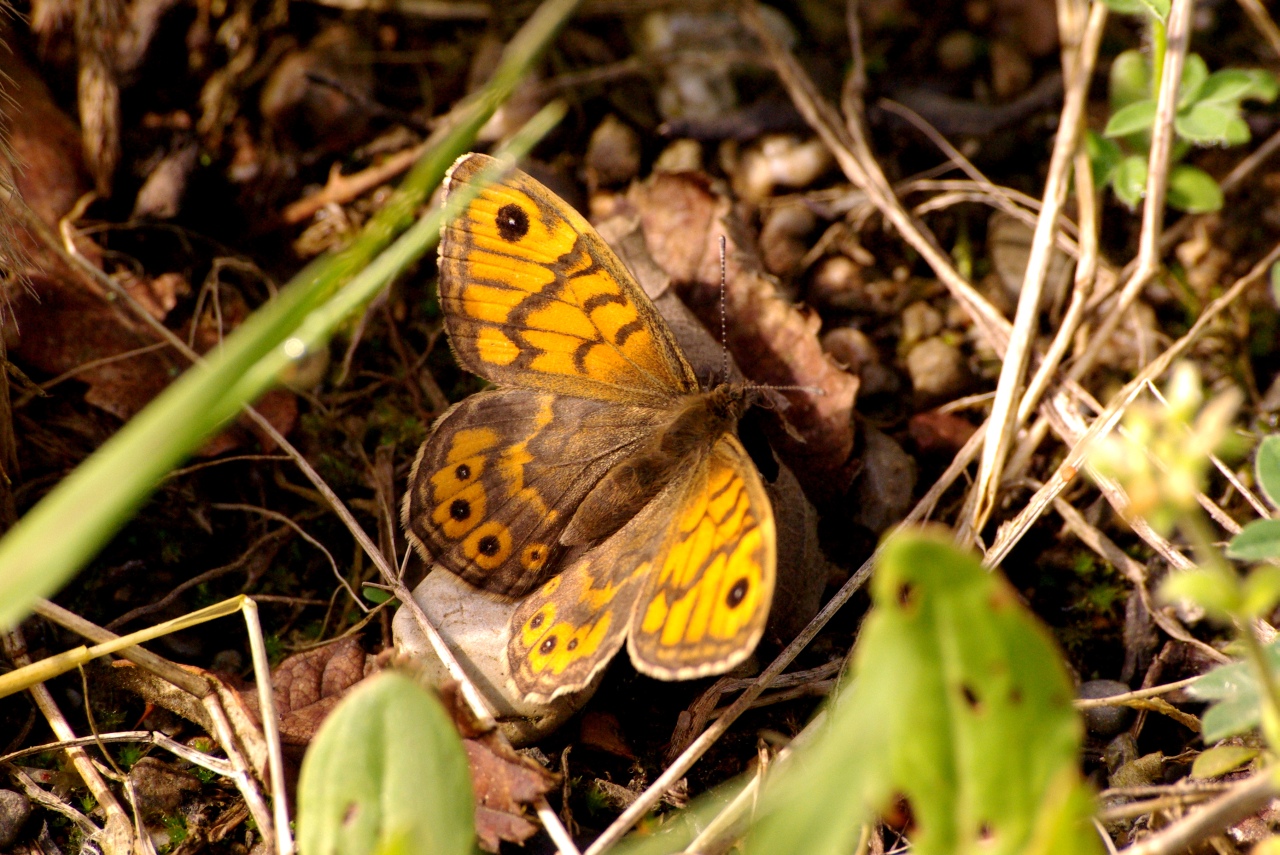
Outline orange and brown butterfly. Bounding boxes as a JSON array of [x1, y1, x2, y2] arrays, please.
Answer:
[[402, 152, 776, 702]]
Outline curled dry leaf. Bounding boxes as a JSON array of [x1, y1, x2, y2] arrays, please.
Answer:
[[625, 171, 859, 499], [267, 636, 375, 747], [465, 736, 557, 851], [434, 683, 560, 852]]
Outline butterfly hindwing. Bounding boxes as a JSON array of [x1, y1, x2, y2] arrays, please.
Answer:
[[628, 435, 776, 680]]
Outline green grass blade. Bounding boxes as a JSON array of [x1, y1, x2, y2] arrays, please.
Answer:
[[0, 0, 583, 630]]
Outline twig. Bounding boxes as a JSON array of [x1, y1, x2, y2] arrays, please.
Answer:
[[984, 240, 1280, 568], [1120, 770, 1277, 854], [243, 599, 294, 855], [967, 0, 1105, 538], [1066, 0, 1193, 386], [2, 628, 137, 855]]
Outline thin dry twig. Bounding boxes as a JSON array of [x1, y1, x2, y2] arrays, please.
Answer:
[[966, 0, 1104, 538], [2, 628, 136, 855], [1120, 770, 1277, 855]]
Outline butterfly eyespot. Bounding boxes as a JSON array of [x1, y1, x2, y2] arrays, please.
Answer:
[[539, 636, 558, 654], [566, 639, 578, 651], [726, 578, 749, 608], [529, 613, 544, 629], [455, 463, 471, 481], [495, 203, 530, 243], [521, 543, 548, 571], [478, 535, 501, 556], [449, 499, 471, 521]]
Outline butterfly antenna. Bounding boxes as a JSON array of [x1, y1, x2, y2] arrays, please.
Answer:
[[719, 235, 729, 384]]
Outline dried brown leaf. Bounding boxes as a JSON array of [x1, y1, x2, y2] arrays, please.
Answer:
[[269, 636, 375, 746], [626, 171, 859, 499]]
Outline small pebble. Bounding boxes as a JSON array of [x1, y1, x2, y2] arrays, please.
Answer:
[[906, 337, 970, 400], [0, 789, 31, 849], [937, 31, 979, 72], [808, 255, 866, 311], [900, 300, 943, 348], [821, 326, 877, 375], [849, 425, 916, 534], [584, 115, 641, 189], [653, 139, 703, 173], [736, 135, 832, 201], [1079, 679, 1135, 738]]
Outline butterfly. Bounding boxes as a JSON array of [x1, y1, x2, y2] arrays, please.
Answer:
[[402, 153, 776, 703]]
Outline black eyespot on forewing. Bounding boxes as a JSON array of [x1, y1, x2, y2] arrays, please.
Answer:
[[478, 535, 501, 556], [539, 636, 557, 654], [455, 463, 471, 481], [566, 639, 578, 651], [726, 578, 749, 608], [450, 499, 471, 521], [496, 204, 530, 242]]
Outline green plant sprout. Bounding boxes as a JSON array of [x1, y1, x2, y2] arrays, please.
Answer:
[[1088, 0, 1277, 213], [1090, 364, 1280, 757]]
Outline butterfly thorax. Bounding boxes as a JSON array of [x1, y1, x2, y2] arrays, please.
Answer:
[[559, 383, 747, 549]]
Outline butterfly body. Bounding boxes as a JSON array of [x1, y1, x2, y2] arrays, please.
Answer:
[[403, 154, 776, 702]]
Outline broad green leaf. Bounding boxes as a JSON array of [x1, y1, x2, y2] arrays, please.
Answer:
[[748, 532, 1101, 855], [1175, 102, 1242, 144], [1113, 155, 1149, 208], [1190, 745, 1259, 779], [1189, 644, 1280, 742], [1160, 566, 1241, 618], [1240, 566, 1280, 619], [1255, 435, 1280, 509], [1085, 131, 1123, 187], [1166, 164, 1224, 213], [1110, 50, 1152, 111], [1227, 520, 1280, 562], [1177, 54, 1210, 109], [1100, 0, 1168, 21], [1105, 100, 1158, 137], [296, 673, 474, 855], [1197, 69, 1280, 106]]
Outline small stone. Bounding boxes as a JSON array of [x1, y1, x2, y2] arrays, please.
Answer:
[[849, 425, 916, 534], [127, 757, 201, 821], [584, 115, 641, 189], [821, 326, 877, 375], [906, 337, 970, 401], [937, 31, 979, 72], [1079, 679, 1135, 738], [900, 300, 943, 348], [990, 38, 1033, 100], [808, 255, 866, 310], [760, 204, 816, 276], [736, 135, 833, 201], [0, 789, 31, 849], [653, 138, 703, 173], [859, 361, 902, 399]]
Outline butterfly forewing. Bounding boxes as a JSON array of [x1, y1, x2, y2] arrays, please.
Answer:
[[439, 154, 697, 406]]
